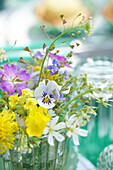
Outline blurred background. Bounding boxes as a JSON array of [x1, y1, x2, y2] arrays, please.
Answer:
[[0, 0, 113, 50], [0, 0, 113, 169]]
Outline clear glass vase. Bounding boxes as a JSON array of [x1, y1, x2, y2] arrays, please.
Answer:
[[74, 56, 113, 165], [0, 138, 78, 170]]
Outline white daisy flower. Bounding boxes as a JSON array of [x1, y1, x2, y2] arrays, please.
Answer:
[[43, 116, 65, 146], [34, 81, 60, 109]]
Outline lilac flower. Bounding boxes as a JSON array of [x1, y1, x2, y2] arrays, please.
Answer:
[[49, 52, 72, 68], [34, 51, 44, 59], [47, 59, 60, 75], [34, 81, 60, 109], [0, 64, 30, 95]]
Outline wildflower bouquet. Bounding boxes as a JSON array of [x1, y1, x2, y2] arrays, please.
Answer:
[[0, 15, 112, 169]]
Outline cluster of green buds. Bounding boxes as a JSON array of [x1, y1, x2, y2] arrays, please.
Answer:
[[0, 49, 7, 62]]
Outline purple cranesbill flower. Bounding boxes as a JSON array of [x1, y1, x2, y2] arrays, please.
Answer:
[[49, 52, 72, 68], [47, 59, 60, 75], [33, 51, 44, 59], [0, 64, 30, 95]]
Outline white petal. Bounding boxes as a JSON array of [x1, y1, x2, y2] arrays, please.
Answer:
[[76, 128, 88, 137], [50, 98, 55, 103], [54, 122, 66, 130], [53, 131, 65, 142], [54, 89, 60, 100], [48, 134, 54, 146], [68, 115, 76, 123], [39, 81, 45, 86], [48, 110, 56, 116], [66, 130, 72, 138], [34, 85, 46, 99], [30, 71, 40, 78], [93, 92, 99, 98], [47, 81, 60, 94], [65, 114, 68, 121], [37, 98, 55, 109], [43, 127, 49, 135], [72, 134, 80, 145], [28, 79, 38, 89], [66, 115, 76, 128], [50, 116, 59, 128]]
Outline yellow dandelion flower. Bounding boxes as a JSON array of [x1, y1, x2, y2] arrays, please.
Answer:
[[9, 94, 19, 109], [25, 106, 51, 137], [0, 109, 18, 153], [24, 98, 37, 110]]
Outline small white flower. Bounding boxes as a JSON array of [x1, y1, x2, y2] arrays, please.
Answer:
[[65, 115, 88, 145], [43, 116, 65, 146], [34, 81, 60, 109], [65, 114, 76, 127], [93, 91, 112, 102]]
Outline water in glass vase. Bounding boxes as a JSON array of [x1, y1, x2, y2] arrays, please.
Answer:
[[1, 138, 78, 170]]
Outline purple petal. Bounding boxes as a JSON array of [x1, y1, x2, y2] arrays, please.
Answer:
[[2, 73, 10, 81], [16, 69, 30, 81], [15, 82, 27, 95], [50, 53, 67, 62], [0, 81, 15, 95], [65, 63, 72, 68], [57, 55, 67, 62], [34, 51, 44, 59], [0, 71, 3, 78], [3, 64, 17, 77]]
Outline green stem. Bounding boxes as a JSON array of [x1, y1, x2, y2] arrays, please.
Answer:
[[6, 58, 11, 65], [74, 30, 84, 42], [43, 30, 53, 42], [37, 25, 85, 86], [95, 103, 101, 112], [58, 89, 94, 115], [72, 13, 81, 27]]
